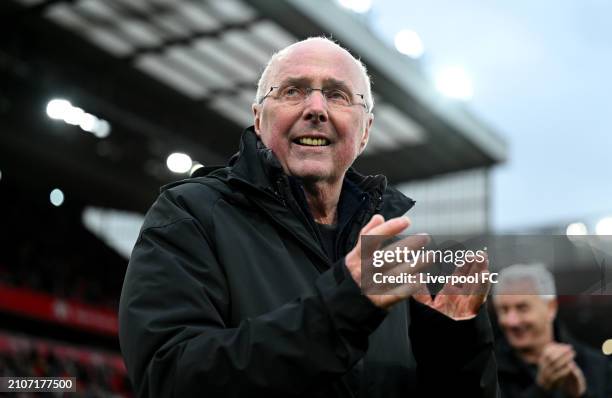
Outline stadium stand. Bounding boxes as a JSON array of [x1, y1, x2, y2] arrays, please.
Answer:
[[0, 331, 131, 397], [0, 176, 131, 395]]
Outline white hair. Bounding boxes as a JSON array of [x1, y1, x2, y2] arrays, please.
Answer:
[[493, 263, 557, 301], [254, 37, 374, 112]]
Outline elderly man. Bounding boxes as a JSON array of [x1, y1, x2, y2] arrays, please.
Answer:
[[119, 37, 497, 397], [493, 264, 611, 397]]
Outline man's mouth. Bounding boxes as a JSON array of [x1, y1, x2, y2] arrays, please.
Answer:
[[294, 137, 330, 146], [508, 327, 527, 338]]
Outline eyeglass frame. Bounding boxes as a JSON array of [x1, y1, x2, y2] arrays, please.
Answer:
[[258, 85, 370, 113]]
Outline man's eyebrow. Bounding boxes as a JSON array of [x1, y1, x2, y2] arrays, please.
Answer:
[[278, 77, 355, 93], [322, 78, 354, 93], [278, 77, 311, 87]]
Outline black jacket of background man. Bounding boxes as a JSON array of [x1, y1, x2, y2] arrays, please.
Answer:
[[496, 323, 611, 397], [119, 127, 499, 397]]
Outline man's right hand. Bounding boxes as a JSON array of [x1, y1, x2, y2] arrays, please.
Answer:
[[536, 343, 586, 397], [344, 214, 430, 310]]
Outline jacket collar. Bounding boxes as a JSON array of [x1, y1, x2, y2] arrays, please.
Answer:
[[188, 127, 416, 269], [227, 126, 415, 218], [227, 126, 283, 193]]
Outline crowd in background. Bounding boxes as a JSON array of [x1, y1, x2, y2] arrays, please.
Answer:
[[0, 333, 131, 397], [0, 180, 127, 309], [0, 180, 130, 394]]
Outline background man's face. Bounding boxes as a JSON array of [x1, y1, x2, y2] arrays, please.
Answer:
[[253, 42, 372, 184], [493, 293, 557, 351]]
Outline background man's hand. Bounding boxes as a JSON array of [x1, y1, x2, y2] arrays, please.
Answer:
[[413, 250, 490, 320], [536, 343, 586, 397], [562, 361, 587, 398], [345, 215, 430, 310], [561, 361, 586, 398]]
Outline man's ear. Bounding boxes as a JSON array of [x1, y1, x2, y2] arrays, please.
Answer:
[[547, 299, 558, 321], [252, 103, 262, 136], [358, 113, 373, 155]]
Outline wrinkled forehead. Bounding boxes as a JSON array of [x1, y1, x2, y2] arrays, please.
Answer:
[[268, 43, 365, 91]]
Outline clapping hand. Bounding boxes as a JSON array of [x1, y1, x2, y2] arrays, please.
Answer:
[[413, 250, 490, 320]]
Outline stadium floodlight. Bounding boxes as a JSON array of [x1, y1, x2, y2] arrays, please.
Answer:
[[190, 161, 204, 176], [394, 29, 424, 59], [79, 112, 98, 132], [166, 152, 192, 173], [46, 98, 111, 139], [434, 66, 474, 100], [50, 188, 65, 207], [603, 339, 612, 355], [337, 0, 372, 13], [63, 106, 85, 126], [93, 120, 111, 138], [46, 99, 72, 120], [566, 222, 588, 236], [595, 217, 612, 235]]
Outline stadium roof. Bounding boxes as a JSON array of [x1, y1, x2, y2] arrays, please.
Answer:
[[0, 0, 507, 212]]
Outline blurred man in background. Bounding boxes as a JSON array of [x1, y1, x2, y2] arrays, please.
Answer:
[[493, 263, 611, 397]]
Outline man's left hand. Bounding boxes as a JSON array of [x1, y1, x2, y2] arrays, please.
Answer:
[[413, 254, 490, 320], [561, 361, 587, 398]]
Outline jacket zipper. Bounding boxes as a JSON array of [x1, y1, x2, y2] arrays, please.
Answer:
[[231, 176, 332, 270]]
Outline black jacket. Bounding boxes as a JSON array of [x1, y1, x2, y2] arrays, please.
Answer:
[[119, 127, 499, 397], [496, 324, 612, 398]]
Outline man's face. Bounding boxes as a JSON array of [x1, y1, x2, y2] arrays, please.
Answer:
[[252, 41, 373, 184], [493, 293, 557, 351]]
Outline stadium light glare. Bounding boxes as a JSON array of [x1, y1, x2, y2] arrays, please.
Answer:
[[337, 0, 372, 13], [93, 120, 111, 138], [394, 29, 424, 59], [595, 217, 612, 235], [50, 188, 65, 207], [46, 98, 111, 139], [46, 99, 72, 120], [79, 112, 98, 132], [603, 339, 612, 355], [190, 161, 204, 176], [434, 66, 473, 100], [166, 152, 192, 173], [63, 106, 85, 126], [566, 222, 588, 236]]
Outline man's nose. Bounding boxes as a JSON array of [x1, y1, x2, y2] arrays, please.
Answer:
[[502, 311, 521, 327], [303, 90, 329, 124]]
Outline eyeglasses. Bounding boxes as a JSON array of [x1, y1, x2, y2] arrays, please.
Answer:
[[258, 85, 369, 112]]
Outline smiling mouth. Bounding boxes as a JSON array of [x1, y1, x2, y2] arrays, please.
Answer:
[[294, 137, 330, 146], [508, 328, 528, 337]]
